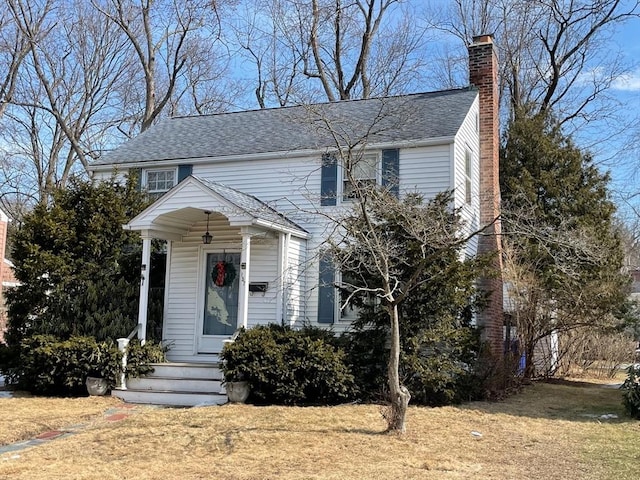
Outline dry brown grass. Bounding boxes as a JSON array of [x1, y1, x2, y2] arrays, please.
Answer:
[[1, 381, 639, 480], [0, 392, 120, 445]]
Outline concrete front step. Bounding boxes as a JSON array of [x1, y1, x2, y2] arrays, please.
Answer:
[[149, 362, 222, 380], [112, 389, 227, 407], [112, 362, 228, 407], [127, 376, 223, 393]]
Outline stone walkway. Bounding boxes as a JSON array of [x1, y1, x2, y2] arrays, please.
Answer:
[[0, 403, 154, 458]]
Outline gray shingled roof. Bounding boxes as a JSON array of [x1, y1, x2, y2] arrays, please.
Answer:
[[94, 88, 478, 166], [195, 176, 307, 233]]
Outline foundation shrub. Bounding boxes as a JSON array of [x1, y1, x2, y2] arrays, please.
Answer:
[[7, 335, 121, 395], [220, 324, 357, 405], [0, 335, 166, 395]]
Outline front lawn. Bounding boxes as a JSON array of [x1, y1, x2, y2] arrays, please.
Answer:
[[0, 392, 120, 445], [1, 380, 638, 479]]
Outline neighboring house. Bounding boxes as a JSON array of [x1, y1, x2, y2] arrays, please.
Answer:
[[90, 36, 503, 404], [0, 209, 18, 344]]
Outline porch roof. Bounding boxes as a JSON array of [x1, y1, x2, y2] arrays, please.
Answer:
[[124, 175, 309, 240]]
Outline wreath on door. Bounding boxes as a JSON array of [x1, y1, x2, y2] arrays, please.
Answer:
[[212, 260, 236, 287]]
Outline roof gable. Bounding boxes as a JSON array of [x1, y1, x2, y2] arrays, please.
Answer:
[[95, 88, 478, 165], [126, 176, 307, 239]]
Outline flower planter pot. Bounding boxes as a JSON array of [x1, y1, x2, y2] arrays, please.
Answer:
[[86, 376, 109, 396], [226, 381, 250, 403]]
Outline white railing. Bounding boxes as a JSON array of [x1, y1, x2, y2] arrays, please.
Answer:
[[115, 323, 142, 390]]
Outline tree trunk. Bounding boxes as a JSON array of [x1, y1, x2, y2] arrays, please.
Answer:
[[524, 339, 536, 379], [386, 303, 410, 433]]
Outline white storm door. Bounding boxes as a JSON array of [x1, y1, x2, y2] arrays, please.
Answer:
[[197, 252, 241, 354]]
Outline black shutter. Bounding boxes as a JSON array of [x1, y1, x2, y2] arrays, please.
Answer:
[[382, 148, 400, 197], [317, 256, 335, 324], [178, 164, 193, 182], [320, 153, 338, 206]]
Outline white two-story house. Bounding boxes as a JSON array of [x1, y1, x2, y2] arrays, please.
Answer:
[[90, 35, 503, 405]]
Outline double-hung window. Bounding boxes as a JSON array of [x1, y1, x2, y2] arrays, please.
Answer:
[[464, 150, 472, 204], [144, 168, 176, 199], [342, 154, 379, 201]]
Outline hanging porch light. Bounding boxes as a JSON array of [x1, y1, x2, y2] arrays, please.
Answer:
[[202, 210, 213, 244]]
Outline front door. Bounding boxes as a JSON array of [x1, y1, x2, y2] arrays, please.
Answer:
[[197, 252, 241, 354]]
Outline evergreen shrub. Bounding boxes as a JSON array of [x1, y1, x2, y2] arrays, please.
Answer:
[[339, 315, 486, 406], [220, 324, 357, 405], [0, 335, 166, 396], [6, 335, 121, 395], [622, 364, 640, 419]]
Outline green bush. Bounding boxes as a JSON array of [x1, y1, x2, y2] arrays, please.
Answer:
[[340, 308, 486, 406], [0, 335, 167, 396], [220, 324, 357, 405], [5, 335, 121, 396], [125, 339, 167, 377], [622, 364, 640, 419]]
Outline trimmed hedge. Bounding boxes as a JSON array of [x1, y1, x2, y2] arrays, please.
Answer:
[[220, 324, 357, 405]]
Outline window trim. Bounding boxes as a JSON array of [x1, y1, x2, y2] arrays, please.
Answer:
[[464, 150, 472, 204], [340, 152, 381, 202], [143, 167, 178, 195]]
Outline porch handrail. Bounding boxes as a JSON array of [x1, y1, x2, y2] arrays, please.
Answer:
[[127, 323, 143, 340], [116, 323, 142, 390]]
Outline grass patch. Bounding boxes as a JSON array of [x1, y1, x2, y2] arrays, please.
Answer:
[[0, 380, 638, 479], [0, 392, 120, 445], [0, 393, 120, 445]]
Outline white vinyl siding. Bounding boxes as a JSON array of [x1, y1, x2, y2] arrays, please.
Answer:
[[453, 97, 481, 257], [162, 240, 199, 362], [246, 238, 279, 329], [193, 156, 318, 220], [399, 145, 453, 200]]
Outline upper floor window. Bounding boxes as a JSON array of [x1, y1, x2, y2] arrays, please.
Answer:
[[144, 168, 176, 199], [320, 149, 398, 207], [464, 150, 472, 204], [343, 154, 379, 201]]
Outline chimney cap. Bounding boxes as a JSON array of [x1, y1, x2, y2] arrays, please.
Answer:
[[472, 34, 494, 45]]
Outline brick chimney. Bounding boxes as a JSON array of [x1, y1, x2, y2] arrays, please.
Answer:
[[468, 35, 504, 357]]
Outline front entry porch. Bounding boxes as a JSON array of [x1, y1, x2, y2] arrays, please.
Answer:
[[125, 176, 309, 363], [114, 176, 308, 405]]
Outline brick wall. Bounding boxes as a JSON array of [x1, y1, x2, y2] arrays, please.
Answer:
[[468, 35, 504, 357]]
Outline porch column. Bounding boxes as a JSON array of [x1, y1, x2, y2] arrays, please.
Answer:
[[237, 230, 251, 329], [276, 232, 290, 325], [137, 234, 152, 344]]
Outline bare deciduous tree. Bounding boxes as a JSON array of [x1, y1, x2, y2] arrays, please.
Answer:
[[93, 0, 230, 133], [301, 98, 487, 432], [503, 206, 629, 377], [231, 0, 430, 107], [7, 0, 133, 202], [1, 0, 235, 207], [431, 0, 640, 128], [0, 0, 35, 119]]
